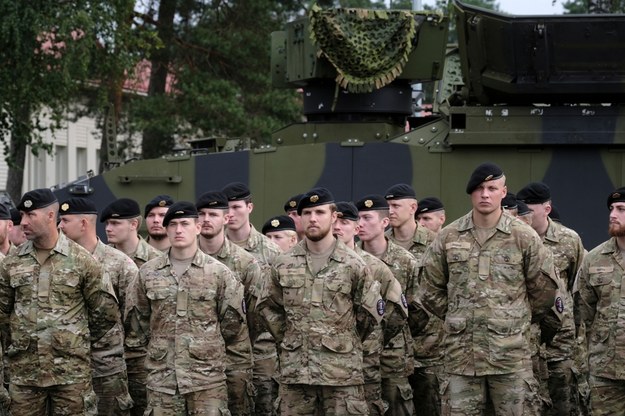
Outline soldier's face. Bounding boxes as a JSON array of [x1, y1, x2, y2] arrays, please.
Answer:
[[526, 202, 551, 231], [333, 218, 358, 245], [357, 211, 389, 242], [388, 199, 417, 228], [265, 230, 297, 252], [198, 208, 227, 239], [301, 204, 336, 242], [146, 207, 168, 239], [9, 222, 26, 246], [287, 210, 303, 233], [105, 219, 135, 244], [417, 211, 445, 234], [167, 218, 201, 248], [20, 208, 54, 241], [59, 215, 84, 242], [227, 201, 252, 231], [470, 178, 507, 216], [609, 202, 625, 236], [0, 220, 9, 245]]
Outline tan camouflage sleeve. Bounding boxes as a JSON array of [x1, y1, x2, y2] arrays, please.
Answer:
[[84, 256, 120, 342], [354, 264, 383, 342], [123, 268, 151, 349], [218, 266, 249, 345], [256, 265, 287, 344], [116, 257, 139, 322], [572, 258, 597, 331], [419, 235, 449, 320], [0, 260, 14, 343]]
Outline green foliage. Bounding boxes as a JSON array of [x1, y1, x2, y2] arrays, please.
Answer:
[[563, 0, 625, 13]]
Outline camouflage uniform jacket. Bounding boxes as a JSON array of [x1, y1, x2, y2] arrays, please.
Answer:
[[355, 246, 408, 384], [574, 237, 625, 380], [91, 240, 139, 378], [124, 249, 248, 395], [0, 233, 118, 387], [387, 224, 443, 368], [420, 211, 561, 376], [204, 237, 260, 371], [235, 225, 281, 361], [258, 239, 383, 386], [542, 218, 584, 362]]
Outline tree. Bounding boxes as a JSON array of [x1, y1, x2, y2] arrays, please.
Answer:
[[563, 0, 625, 13]]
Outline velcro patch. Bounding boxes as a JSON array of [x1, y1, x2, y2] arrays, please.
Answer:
[[242, 299, 247, 314], [377, 299, 385, 316], [401, 293, 408, 309], [555, 297, 564, 313]]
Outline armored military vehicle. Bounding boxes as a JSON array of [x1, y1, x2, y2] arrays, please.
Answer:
[[54, 0, 625, 248]]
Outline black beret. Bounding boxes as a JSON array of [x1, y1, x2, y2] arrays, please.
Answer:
[[262, 215, 296, 234], [297, 187, 335, 215], [517, 182, 551, 204], [196, 191, 229, 210], [17, 188, 58, 212], [335, 201, 359, 221], [100, 198, 141, 223], [163, 201, 198, 227], [0, 204, 10, 221], [222, 182, 251, 201], [501, 192, 518, 210], [9, 208, 20, 225], [466, 162, 504, 194], [144, 195, 174, 217], [608, 187, 625, 208], [284, 194, 304, 213], [416, 197, 445, 215], [59, 198, 98, 216], [355, 194, 389, 212], [384, 183, 416, 200], [549, 205, 561, 223], [517, 200, 532, 217]]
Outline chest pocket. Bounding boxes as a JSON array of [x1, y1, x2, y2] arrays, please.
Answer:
[[10, 271, 34, 317], [324, 279, 352, 314], [51, 271, 81, 306], [589, 271, 615, 310], [446, 248, 470, 276], [146, 281, 172, 306], [492, 252, 523, 281], [279, 270, 305, 307], [187, 288, 218, 321]]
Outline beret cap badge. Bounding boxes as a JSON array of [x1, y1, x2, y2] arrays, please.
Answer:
[[614, 193, 621, 199], [158, 200, 167, 207], [364, 200, 373, 208], [271, 219, 280, 227], [61, 203, 69, 211], [24, 200, 32, 208], [289, 200, 297, 208], [310, 195, 319, 203]]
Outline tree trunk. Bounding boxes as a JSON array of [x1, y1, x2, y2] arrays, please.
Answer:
[[141, 0, 177, 159], [6, 105, 31, 203]]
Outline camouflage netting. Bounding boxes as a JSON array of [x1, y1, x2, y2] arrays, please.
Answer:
[[309, 5, 418, 93]]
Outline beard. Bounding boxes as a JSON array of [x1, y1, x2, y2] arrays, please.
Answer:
[[609, 222, 625, 237], [148, 230, 167, 241], [305, 223, 331, 242]]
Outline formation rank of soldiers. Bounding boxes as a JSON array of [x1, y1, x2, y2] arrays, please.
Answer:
[[0, 161, 620, 415]]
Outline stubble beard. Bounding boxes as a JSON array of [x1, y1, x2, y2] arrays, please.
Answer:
[[609, 222, 625, 237]]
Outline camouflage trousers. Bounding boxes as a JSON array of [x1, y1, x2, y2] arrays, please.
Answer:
[[441, 370, 539, 416], [145, 384, 230, 416], [253, 356, 278, 416], [9, 380, 98, 416], [276, 383, 369, 415], [226, 368, 255, 416], [589, 375, 625, 416], [381, 376, 413, 416], [409, 366, 442, 416], [93, 371, 134, 416], [126, 356, 147, 416], [363, 382, 386, 415], [546, 359, 576, 416]]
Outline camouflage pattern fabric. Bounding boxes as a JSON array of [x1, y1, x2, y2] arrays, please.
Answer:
[[257, 238, 383, 387], [276, 383, 369, 415], [409, 368, 442, 416], [419, 211, 562, 377], [588, 375, 625, 416], [145, 383, 230, 416], [9, 380, 98, 416], [0, 232, 119, 387], [92, 370, 133, 415], [124, 249, 248, 395]]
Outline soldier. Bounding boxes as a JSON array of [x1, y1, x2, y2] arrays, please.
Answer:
[[257, 187, 383, 415], [384, 184, 441, 415], [124, 201, 249, 414], [0, 189, 120, 415], [222, 182, 281, 416], [419, 162, 563, 415], [517, 200, 534, 226], [356, 194, 416, 415], [334, 201, 408, 415], [549, 205, 562, 224], [58, 197, 136, 416], [8, 207, 26, 249], [0, 205, 13, 256], [196, 191, 258, 415], [101, 197, 162, 416], [284, 193, 304, 241], [144, 194, 174, 251], [262, 215, 298, 252], [574, 187, 625, 415], [517, 182, 585, 416], [501, 192, 518, 216], [416, 196, 446, 234]]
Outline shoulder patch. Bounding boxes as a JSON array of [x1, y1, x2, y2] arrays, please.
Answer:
[[401, 293, 408, 309], [555, 296, 564, 313], [376, 299, 385, 316], [242, 299, 247, 314]]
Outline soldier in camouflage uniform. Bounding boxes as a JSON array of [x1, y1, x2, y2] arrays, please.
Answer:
[[416, 197, 446, 235], [419, 163, 564, 415], [257, 187, 383, 415], [101, 197, 163, 416], [196, 190, 258, 415], [144, 195, 174, 252], [573, 187, 625, 415], [355, 194, 416, 416], [0, 205, 12, 257], [0, 189, 121, 415], [262, 215, 298, 252], [334, 201, 409, 415], [124, 201, 249, 415], [384, 184, 442, 415], [517, 182, 586, 416], [58, 197, 137, 415], [0, 205, 12, 416], [284, 194, 304, 241], [222, 182, 282, 416], [8, 207, 26, 250]]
